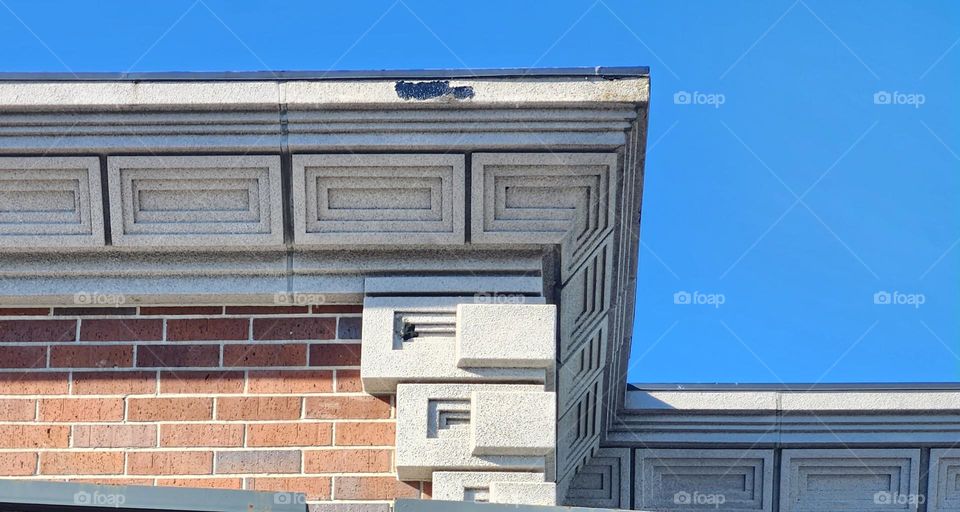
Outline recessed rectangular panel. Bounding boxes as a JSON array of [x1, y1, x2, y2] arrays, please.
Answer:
[[0, 157, 104, 249], [927, 449, 960, 512], [780, 449, 920, 512], [636, 448, 774, 512], [292, 154, 464, 245], [107, 155, 282, 248]]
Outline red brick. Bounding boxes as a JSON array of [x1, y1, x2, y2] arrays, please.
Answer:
[[0, 319, 76, 342], [247, 477, 331, 500], [80, 319, 162, 341], [334, 477, 419, 500], [253, 317, 335, 340], [248, 370, 332, 394], [70, 478, 153, 486], [215, 450, 300, 474], [0, 308, 50, 316], [305, 396, 391, 419], [422, 481, 432, 499], [157, 478, 242, 489], [0, 372, 68, 394], [128, 397, 213, 421], [0, 425, 68, 448], [40, 452, 122, 475], [335, 423, 395, 446], [0, 346, 47, 368], [247, 423, 332, 447], [0, 398, 36, 420], [216, 397, 301, 421], [304, 449, 392, 473], [39, 398, 123, 422], [53, 307, 135, 316], [167, 318, 248, 341], [0, 453, 37, 476], [140, 306, 222, 316], [335, 370, 363, 392], [309, 344, 361, 367], [128, 451, 213, 475], [137, 344, 220, 368], [222, 344, 307, 367], [73, 424, 156, 448], [159, 371, 244, 394], [312, 305, 363, 314], [160, 424, 243, 447], [225, 306, 309, 315], [50, 345, 133, 368], [72, 371, 156, 395]]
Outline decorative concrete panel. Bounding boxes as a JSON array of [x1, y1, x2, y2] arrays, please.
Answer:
[[780, 448, 920, 512], [563, 447, 630, 509], [360, 297, 549, 393], [927, 449, 960, 512], [636, 448, 774, 512], [107, 155, 282, 248], [0, 157, 103, 249], [456, 303, 555, 369], [432, 471, 545, 502], [395, 383, 552, 480], [471, 153, 616, 246], [557, 377, 602, 477], [292, 154, 464, 245]]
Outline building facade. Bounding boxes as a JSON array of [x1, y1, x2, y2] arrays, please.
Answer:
[[0, 69, 955, 512]]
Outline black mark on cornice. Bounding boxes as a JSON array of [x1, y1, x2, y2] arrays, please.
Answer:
[[395, 80, 475, 101]]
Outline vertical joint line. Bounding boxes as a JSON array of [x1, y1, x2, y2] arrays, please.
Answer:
[[464, 152, 472, 244], [278, 85, 294, 293], [99, 154, 112, 246]]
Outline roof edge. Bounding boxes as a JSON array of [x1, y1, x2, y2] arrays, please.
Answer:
[[0, 66, 649, 82]]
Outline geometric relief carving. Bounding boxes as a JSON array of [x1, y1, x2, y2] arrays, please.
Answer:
[[780, 449, 921, 512], [470, 152, 616, 246], [564, 447, 630, 509], [557, 376, 602, 480], [929, 449, 960, 512], [360, 297, 551, 393], [292, 154, 465, 245], [637, 449, 774, 512], [432, 471, 546, 502], [395, 383, 553, 480], [107, 155, 282, 248], [0, 157, 104, 249]]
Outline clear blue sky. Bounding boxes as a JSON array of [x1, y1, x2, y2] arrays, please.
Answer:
[[1, 0, 956, 383]]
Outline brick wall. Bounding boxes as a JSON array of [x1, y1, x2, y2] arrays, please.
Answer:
[[0, 305, 427, 508]]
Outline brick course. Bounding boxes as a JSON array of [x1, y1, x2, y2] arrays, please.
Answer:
[[0, 306, 412, 506]]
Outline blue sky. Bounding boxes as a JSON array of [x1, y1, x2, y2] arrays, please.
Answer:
[[0, 0, 956, 383]]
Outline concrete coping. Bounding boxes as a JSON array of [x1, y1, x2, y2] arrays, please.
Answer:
[[626, 389, 960, 411], [0, 74, 650, 109]]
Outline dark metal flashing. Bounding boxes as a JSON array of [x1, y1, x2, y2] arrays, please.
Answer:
[[0, 479, 306, 512], [0, 66, 649, 82], [629, 382, 960, 391]]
